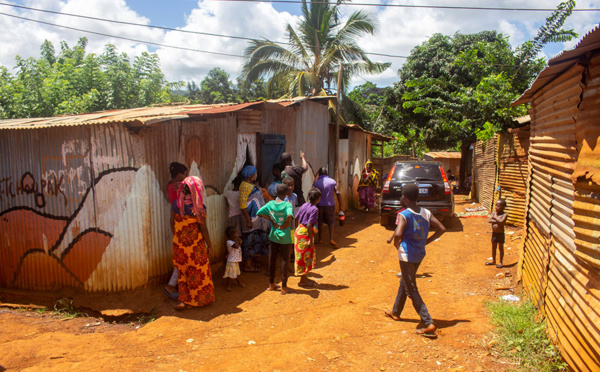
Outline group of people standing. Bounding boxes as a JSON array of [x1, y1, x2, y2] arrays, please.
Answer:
[[163, 151, 347, 307]]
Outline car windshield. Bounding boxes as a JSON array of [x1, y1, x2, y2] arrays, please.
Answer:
[[392, 163, 442, 181]]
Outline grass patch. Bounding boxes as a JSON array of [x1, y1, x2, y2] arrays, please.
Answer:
[[486, 299, 567, 371], [53, 298, 88, 319]]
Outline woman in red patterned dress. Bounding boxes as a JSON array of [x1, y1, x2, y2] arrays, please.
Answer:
[[171, 176, 214, 310]]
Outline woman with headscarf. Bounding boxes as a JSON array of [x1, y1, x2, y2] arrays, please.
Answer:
[[358, 160, 380, 212], [171, 176, 214, 310], [238, 165, 271, 272]]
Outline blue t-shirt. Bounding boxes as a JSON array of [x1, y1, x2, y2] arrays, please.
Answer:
[[313, 175, 337, 207], [397, 208, 432, 263]]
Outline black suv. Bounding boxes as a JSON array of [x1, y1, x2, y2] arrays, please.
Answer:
[[379, 161, 454, 226]]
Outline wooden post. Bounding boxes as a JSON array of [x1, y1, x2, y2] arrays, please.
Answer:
[[380, 140, 384, 183], [334, 63, 342, 182]]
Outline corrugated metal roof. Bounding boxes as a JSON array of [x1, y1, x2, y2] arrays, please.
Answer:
[[513, 26, 600, 106], [425, 151, 462, 159], [342, 123, 394, 142], [0, 97, 335, 130]]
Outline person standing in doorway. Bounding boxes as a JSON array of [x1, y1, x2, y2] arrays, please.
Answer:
[[281, 151, 308, 206], [313, 167, 343, 248]]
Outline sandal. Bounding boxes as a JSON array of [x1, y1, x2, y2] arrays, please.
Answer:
[[298, 281, 316, 288], [384, 310, 401, 321], [416, 324, 437, 338], [163, 287, 179, 301], [485, 262, 495, 266], [496, 263, 503, 268], [174, 303, 192, 310], [281, 287, 294, 295], [267, 284, 281, 291]]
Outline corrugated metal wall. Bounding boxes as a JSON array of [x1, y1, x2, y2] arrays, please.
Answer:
[[1, 101, 331, 291], [521, 59, 600, 371], [472, 136, 498, 211], [495, 129, 530, 226]]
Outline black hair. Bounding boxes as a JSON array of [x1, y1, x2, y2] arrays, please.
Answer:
[[182, 184, 191, 195], [225, 226, 237, 239], [276, 183, 290, 199], [307, 187, 322, 203], [281, 152, 292, 166], [272, 163, 283, 172], [169, 162, 188, 179], [497, 198, 507, 207], [232, 175, 243, 189], [317, 167, 328, 177], [402, 183, 419, 202]]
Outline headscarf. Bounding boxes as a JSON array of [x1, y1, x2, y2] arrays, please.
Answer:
[[360, 160, 379, 188], [241, 165, 257, 179], [177, 176, 206, 220]]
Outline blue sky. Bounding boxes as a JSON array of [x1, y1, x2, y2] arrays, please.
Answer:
[[1, 0, 599, 89]]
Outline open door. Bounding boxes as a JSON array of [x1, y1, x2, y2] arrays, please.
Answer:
[[260, 134, 286, 187]]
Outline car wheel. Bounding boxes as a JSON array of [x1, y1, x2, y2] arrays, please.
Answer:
[[379, 214, 388, 226]]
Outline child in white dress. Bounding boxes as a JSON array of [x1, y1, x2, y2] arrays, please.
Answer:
[[224, 226, 245, 291]]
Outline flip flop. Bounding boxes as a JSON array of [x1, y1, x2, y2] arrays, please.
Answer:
[[163, 287, 179, 301], [485, 262, 495, 266], [384, 309, 401, 321], [298, 281, 316, 288], [281, 288, 294, 295], [267, 284, 281, 291], [174, 303, 192, 310], [416, 325, 437, 339], [496, 264, 503, 268]]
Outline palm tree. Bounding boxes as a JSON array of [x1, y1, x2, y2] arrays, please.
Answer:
[[241, 0, 390, 99]]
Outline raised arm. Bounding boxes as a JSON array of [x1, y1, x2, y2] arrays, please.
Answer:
[[300, 151, 308, 172]]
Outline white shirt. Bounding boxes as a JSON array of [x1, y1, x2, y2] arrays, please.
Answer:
[[225, 190, 241, 218], [226, 240, 242, 262]]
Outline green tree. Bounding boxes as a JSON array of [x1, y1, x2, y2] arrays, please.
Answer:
[[197, 67, 235, 104], [241, 0, 389, 98], [384, 0, 576, 188], [0, 38, 182, 119]]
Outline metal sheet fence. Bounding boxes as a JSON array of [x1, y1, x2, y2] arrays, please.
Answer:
[[496, 130, 530, 226], [472, 136, 498, 211], [521, 59, 600, 370]]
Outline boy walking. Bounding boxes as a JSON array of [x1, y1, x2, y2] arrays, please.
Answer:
[[385, 184, 446, 338], [486, 199, 507, 268], [257, 183, 294, 294]]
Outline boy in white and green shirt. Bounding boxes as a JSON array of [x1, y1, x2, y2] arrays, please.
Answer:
[[257, 183, 294, 294]]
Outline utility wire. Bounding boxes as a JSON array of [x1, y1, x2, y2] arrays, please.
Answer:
[[208, 0, 600, 12], [0, 2, 410, 59], [0, 12, 245, 58]]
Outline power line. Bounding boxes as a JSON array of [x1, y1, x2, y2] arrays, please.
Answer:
[[207, 0, 600, 12], [0, 2, 410, 59], [0, 12, 245, 58]]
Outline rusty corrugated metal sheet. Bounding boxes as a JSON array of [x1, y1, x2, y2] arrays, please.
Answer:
[[473, 136, 497, 211], [494, 130, 530, 226], [520, 52, 600, 371], [424, 151, 462, 159]]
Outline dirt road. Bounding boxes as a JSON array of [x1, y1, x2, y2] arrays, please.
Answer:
[[0, 196, 523, 371]]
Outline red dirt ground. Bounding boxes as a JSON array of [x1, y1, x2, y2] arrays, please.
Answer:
[[0, 196, 524, 371]]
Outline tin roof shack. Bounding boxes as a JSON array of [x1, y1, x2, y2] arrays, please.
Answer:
[[424, 152, 461, 181], [328, 123, 392, 210], [0, 97, 331, 292], [512, 27, 600, 371]]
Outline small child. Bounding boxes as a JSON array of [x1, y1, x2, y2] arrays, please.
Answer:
[[267, 163, 283, 199], [224, 226, 245, 291], [283, 176, 299, 217], [486, 199, 507, 268], [295, 187, 321, 287], [257, 183, 294, 294]]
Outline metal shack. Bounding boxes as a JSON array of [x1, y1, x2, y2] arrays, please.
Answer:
[[512, 26, 600, 371], [0, 97, 331, 292]]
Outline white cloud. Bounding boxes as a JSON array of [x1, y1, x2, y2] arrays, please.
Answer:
[[0, 0, 598, 91]]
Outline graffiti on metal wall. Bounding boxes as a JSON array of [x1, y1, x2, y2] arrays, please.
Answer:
[[0, 166, 139, 289]]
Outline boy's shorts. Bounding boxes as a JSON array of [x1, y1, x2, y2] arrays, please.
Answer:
[[318, 205, 336, 225], [491, 232, 505, 244]]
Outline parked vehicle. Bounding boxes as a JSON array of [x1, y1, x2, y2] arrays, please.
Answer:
[[379, 161, 454, 226]]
